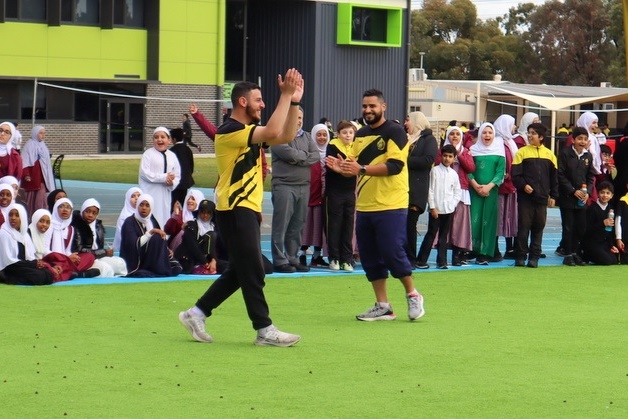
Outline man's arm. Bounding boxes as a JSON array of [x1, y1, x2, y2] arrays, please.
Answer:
[[252, 68, 303, 145], [189, 105, 218, 140]]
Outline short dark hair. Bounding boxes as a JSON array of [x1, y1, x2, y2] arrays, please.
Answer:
[[231, 81, 261, 107], [183, 113, 189, 118], [363, 89, 384, 102], [441, 144, 457, 157], [572, 127, 589, 139], [597, 180, 614, 194], [600, 144, 612, 155], [527, 122, 548, 138], [170, 128, 184, 141]]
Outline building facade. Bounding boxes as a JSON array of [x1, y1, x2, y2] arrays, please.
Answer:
[[0, 0, 410, 155]]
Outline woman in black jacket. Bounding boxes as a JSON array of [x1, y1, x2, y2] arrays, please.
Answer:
[[404, 112, 438, 267]]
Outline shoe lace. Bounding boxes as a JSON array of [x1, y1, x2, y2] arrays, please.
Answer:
[[408, 294, 420, 310]]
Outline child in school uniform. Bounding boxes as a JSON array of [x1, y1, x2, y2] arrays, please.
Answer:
[[415, 144, 461, 269], [615, 183, 628, 264], [0, 203, 59, 285], [28, 209, 52, 259], [581, 181, 619, 265], [113, 187, 142, 252], [164, 189, 205, 252]]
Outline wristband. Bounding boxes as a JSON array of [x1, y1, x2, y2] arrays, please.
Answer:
[[290, 101, 301, 106]]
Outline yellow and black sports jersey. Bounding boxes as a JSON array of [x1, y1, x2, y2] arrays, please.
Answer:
[[214, 119, 264, 212], [349, 120, 409, 212]]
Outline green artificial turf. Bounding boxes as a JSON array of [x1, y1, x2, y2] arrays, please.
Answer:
[[2, 266, 628, 418]]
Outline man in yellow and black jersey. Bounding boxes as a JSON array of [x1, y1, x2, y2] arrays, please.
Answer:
[[179, 69, 304, 347], [326, 89, 426, 322]]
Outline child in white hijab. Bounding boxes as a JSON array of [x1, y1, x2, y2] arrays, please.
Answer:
[[113, 187, 142, 251]]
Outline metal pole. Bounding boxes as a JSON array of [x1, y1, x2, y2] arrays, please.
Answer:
[[32, 78, 38, 125]]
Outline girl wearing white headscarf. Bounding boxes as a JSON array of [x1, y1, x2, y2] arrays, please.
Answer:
[[439, 126, 476, 264], [119, 193, 181, 277], [28, 208, 53, 259], [298, 124, 330, 267], [514, 112, 540, 147], [21, 125, 55, 216], [493, 114, 519, 259], [405, 111, 438, 267], [0, 182, 15, 227], [165, 188, 205, 252], [576, 112, 602, 176], [113, 187, 142, 251], [42, 198, 98, 281], [0, 203, 58, 285], [469, 122, 506, 264], [138, 127, 182, 229], [71, 198, 127, 277], [0, 121, 23, 181]]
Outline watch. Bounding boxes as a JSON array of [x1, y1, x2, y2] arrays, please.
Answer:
[[359, 165, 367, 176]]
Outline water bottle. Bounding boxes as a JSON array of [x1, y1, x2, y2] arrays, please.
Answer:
[[577, 184, 587, 207], [606, 209, 614, 232]]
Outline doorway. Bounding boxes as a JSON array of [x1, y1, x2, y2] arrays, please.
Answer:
[[99, 100, 145, 153]]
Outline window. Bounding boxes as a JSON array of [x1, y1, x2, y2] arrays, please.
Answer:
[[337, 3, 402, 47], [0, 82, 19, 120], [114, 0, 144, 28], [61, 0, 99, 24], [5, 0, 47, 21]]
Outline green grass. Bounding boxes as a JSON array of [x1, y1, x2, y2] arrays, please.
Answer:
[[2, 266, 628, 417], [62, 158, 272, 190]]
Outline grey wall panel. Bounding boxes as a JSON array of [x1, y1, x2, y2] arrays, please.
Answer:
[[245, 0, 408, 130]]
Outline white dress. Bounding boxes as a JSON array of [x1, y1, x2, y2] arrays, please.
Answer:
[[138, 147, 181, 228]]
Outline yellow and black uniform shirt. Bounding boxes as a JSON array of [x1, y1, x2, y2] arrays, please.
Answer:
[[214, 119, 264, 213], [350, 120, 410, 212]]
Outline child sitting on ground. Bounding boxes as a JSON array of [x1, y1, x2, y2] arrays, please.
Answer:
[[581, 181, 619, 265]]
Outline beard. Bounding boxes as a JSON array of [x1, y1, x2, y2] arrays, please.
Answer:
[[363, 111, 383, 126], [246, 104, 261, 124]]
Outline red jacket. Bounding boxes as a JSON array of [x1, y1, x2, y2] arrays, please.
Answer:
[[0, 149, 23, 180], [435, 146, 475, 190], [191, 111, 218, 140]]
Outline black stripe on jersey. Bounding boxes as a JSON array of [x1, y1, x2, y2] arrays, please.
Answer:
[[357, 136, 387, 165], [228, 144, 260, 205]]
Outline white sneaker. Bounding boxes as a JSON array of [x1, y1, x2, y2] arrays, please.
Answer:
[[179, 311, 213, 343], [407, 293, 425, 320], [329, 260, 340, 270], [356, 303, 396, 321], [254, 325, 301, 347], [340, 262, 354, 272]]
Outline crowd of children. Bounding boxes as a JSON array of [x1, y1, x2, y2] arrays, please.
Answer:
[[2, 111, 627, 286]]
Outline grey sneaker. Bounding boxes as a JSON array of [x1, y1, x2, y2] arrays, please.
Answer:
[[179, 311, 213, 343], [254, 325, 301, 347], [407, 293, 425, 320], [356, 303, 396, 321], [340, 262, 354, 272]]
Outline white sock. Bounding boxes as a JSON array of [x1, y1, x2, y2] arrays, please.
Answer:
[[189, 306, 206, 318], [407, 289, 419, 297], [257, 324, 275, 336], [377, 302, 391, 308]]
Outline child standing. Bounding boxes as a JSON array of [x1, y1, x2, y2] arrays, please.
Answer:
[[511, 123, 558, 268], [138, 127, 181, 229], [324, 120, 357, 271], [416, 144, 461, 269], [557, 127, 596, 266]]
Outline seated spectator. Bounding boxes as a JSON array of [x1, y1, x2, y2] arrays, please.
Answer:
[[42, 198, 99, 280], [112, 186, 142, 252], [0, 182, 15, 227], [119, 194, 182, 277], [0, 203, 59, 285], [174, 199, 227, 274], [164, 189, 204, 251], [581, 181, 619, 265], [72, 198, 127, 277], [28, 208, 52, 259]]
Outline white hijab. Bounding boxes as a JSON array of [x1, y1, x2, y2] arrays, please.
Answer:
[[0, 183, 15, 222], [50, 197, 74, 254], [81, 198, 100, 250], [470, 123, 505, 157], [134, 194, 155, 232], [0, 176, 19, 197], [0, 121, 15, 156], [21, 126, 55, 191], [0, 204, 37, 269], [113, 187, 142, 250], [576, 111, 602, 174], [517, 112, 539, 144], [443, 126, 464, 154], [311, 123, 330, 165], [493, 114, 518, 159], [182, 189, 205, 223], [29, 209, 52, 259]]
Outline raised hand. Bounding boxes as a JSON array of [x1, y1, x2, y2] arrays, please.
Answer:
[[278, 68, 303, 98], [189, 104, 198, 114]]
